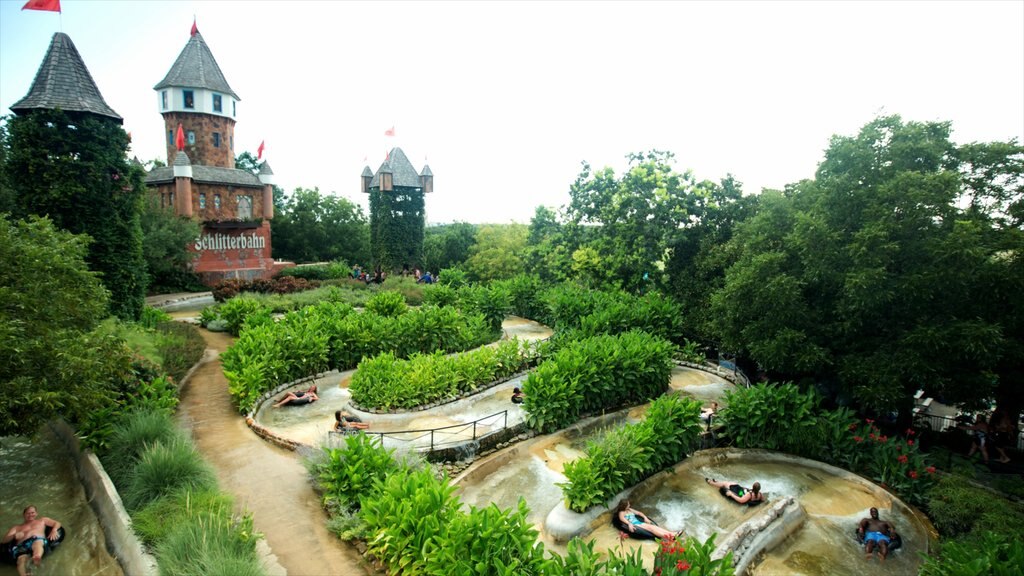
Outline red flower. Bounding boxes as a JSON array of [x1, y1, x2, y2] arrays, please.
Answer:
[[907, 440, 914, 447], [926, 466, 936, 474], [897, 454, 909, 464], [677, 560, 691, 570], [909, 470, 919, 479], [849, 423, 857, 430], [619, 531, 629, 540], [655, 569, 662, 576], [879, 435, 888, 442], [906, 428, 915, 436], [854, 436, 863, 442], [869, 433, 876, 440], [866, 418, 874, 424]]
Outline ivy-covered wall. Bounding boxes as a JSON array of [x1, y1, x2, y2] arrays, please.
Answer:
[[369, 186, 425, 271]]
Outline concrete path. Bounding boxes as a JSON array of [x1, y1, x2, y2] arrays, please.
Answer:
[[177, 328, 372, 576]]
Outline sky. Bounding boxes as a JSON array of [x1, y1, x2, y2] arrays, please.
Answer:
[[1, 1, 1022, 225]]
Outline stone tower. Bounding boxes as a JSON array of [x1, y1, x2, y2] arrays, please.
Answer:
[[361, 148, 433, 271], [145, 23, 281, 285]]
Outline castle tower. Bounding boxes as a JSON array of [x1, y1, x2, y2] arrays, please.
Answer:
[[145, 22, 281, 285], [361, 148, 432, 271], [153, 29, 238, 167]]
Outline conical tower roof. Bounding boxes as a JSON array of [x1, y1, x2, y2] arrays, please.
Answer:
[[154, 31, 240, 99], [370, 148, 423, 188], [11, 32, 122, 122]]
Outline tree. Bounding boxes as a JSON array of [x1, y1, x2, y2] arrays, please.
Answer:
[[423, 222, 477, 273], [463, 224, 528, 282], [0, 215, 131, 436], [710, 116, 1022, 415], [525, 206, 573, 284], [4, 109, 145, 320], [139, 194, 202, 292], [564, 151, 701, 292], [272, 187, 369, 265], [664, 174, 758, 344]]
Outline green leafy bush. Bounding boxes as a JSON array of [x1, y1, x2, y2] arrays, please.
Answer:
[[561, 395, 702, 511], [218, 296, 273, 336], [653, 534, 735, 576], [155, 321, 206, 383], [422, 284, 458, 307], [311, 434, 405, 510], [524, 331, 674, 433], [364, 290, 408, 317], [926, 475, 1024, 543], [276, 261, 350, 280], [139, 306, 172, 329], [919, 531, 1024, 576], [99, 409, 185, 487], [720, 382, 819, 453], [350, 339, 533, 410]]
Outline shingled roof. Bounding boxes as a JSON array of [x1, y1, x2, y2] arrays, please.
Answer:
[[369, 148, 423, 189], [154, 31, 239, 100], [10, 33, 122, 122], [146, 165, 263, 188]]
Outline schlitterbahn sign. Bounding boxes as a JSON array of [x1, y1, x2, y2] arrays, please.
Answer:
[[195, 232, 266, 251]]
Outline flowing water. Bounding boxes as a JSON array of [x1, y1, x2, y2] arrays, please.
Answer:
[[177, 329, 371, 575], [0, 428, 122, 576]]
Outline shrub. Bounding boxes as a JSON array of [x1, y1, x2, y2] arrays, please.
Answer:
[[560, 395, 703, 512], [364, 290, 408, 317], [218, 296, 273, 336], [132, 487, 236, 547], [422, 284, 458, 307], [123, 437, 218, 512], [100, 409, 185, 488], [155, 321, 206, 383], [653, 534, 735, 576], [926, 475, 1024, 542], [720, 382, 820, 453], [524, 331, 674, 433], [276, 261, 350, 281], [311, 434, 405, 510], [919, 531, 1024, 576], [154, 508, 262, 576], [139, 306, 172, 329]]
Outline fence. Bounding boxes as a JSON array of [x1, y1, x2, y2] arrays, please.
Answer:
[[346, 410, 510, 453], [914, 412, 1024, 451]]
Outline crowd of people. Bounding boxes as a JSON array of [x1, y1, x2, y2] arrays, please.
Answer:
[[349, 264, 437, 285]]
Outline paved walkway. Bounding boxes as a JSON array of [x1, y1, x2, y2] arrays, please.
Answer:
[[177, 328, 372, 576]]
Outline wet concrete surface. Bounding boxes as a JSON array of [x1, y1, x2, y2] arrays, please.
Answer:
[[177, 329, 372, 576]]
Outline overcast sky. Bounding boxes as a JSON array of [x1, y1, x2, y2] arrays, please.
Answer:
[[2, 1, 1022, 224]]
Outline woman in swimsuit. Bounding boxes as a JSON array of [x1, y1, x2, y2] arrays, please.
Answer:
[[614, 500, 680, 540], [273, 384, 319, 408], [706, 477, 764, 504]]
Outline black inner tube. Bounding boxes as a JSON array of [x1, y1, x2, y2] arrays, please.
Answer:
[[1, 526, 65, 565]]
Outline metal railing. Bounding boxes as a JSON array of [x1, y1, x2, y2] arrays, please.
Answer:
[[343, 410, 510, 453], [914, 412, 1024, 450]]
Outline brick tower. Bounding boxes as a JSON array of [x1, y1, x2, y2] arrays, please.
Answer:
[[145, 23, 280, 285]]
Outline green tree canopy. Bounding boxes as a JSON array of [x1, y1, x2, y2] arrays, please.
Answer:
[[139, 195, 202, 293], [464, 224, 528, 282], [423, 222, 477, 273], [0, 215, 131, 436], [710, 116, 1023, 414], [3, 110, 145, 320], [272, 186, 370, 265]]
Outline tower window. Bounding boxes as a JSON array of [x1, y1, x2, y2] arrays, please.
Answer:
[[183, 90, 194, 109], [161, 90, 168, 110], [213, 94, 222, 113], [187, 131, 196, 145], [214, 194, 221, 210], [167, 130, 173, 146], [232, 100, 236, 117], [213, 132, 221, 148], [199, 193, 206, 209]]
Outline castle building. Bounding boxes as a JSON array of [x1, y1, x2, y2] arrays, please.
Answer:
[[361, 148, 433, 271], [145, 25, 280, 284]]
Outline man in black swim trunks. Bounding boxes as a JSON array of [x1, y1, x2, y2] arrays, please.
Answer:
[[858, 507, 895, 562], [2, 505, 61, 576]]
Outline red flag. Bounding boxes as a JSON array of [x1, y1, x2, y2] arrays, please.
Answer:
[[175, 124, 185, 151], [191, 18, 198, 37], [384, 126, 395, 137], [257, 140, 265, 160], [22, 0, 60, 12]]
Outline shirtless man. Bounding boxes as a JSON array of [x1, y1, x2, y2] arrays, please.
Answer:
[[2, 505, 61, 576], [858, 507, 895, 561]]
